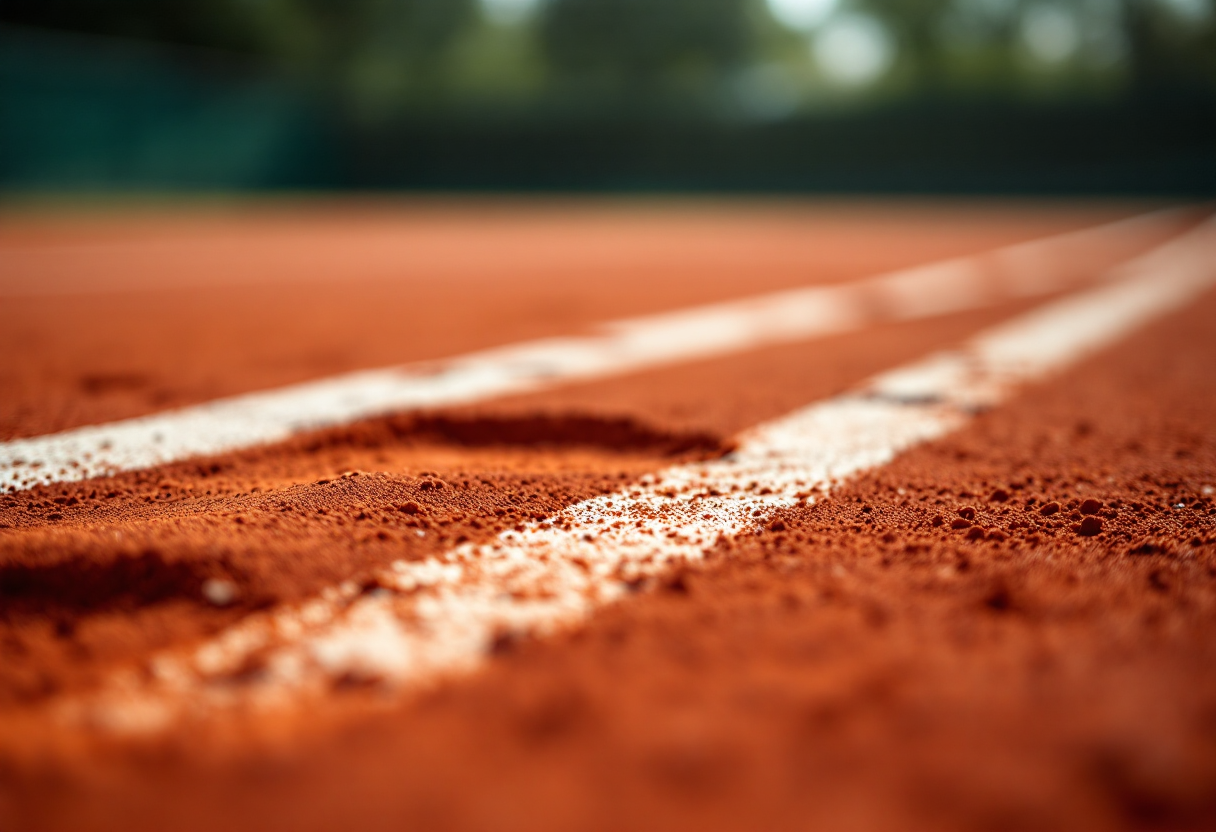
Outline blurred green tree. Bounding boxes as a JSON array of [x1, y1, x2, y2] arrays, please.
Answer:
[[538, 0, 755, 103], [1, 0, 477, 111], [2, 0, 1213, 111]]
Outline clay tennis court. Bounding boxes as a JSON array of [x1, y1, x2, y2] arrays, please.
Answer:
[[2, 199, 1215, 831]]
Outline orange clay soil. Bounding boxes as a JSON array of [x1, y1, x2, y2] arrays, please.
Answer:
[[0, 199, 1172, 440], [1, 302, 1058, 715], [0, 202, 1212, 832]]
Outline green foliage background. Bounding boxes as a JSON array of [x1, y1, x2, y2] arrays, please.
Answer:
[[1, 0, 1213, 190]]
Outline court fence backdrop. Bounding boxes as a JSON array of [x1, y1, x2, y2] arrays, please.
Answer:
[[2, 0, 1215, 194]]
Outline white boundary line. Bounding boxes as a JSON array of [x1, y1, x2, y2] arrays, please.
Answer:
[[0, 209, 1190, 493], [65, 215, 1216, 734]]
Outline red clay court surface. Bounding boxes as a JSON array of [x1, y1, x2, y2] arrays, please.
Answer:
[[1, 199, 1215, 831]]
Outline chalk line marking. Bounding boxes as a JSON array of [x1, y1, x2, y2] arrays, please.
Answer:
[[62, 215, 1216, 734], [0, 208, 1190, 493]]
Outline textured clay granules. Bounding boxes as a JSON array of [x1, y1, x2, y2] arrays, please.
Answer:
[[0, 304, 1043, 715], [0, 202, 1212, 832]]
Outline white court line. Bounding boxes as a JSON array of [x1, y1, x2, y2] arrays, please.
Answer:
[[65, 216, 1216, 734], [0, 208, 1191, 493]]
